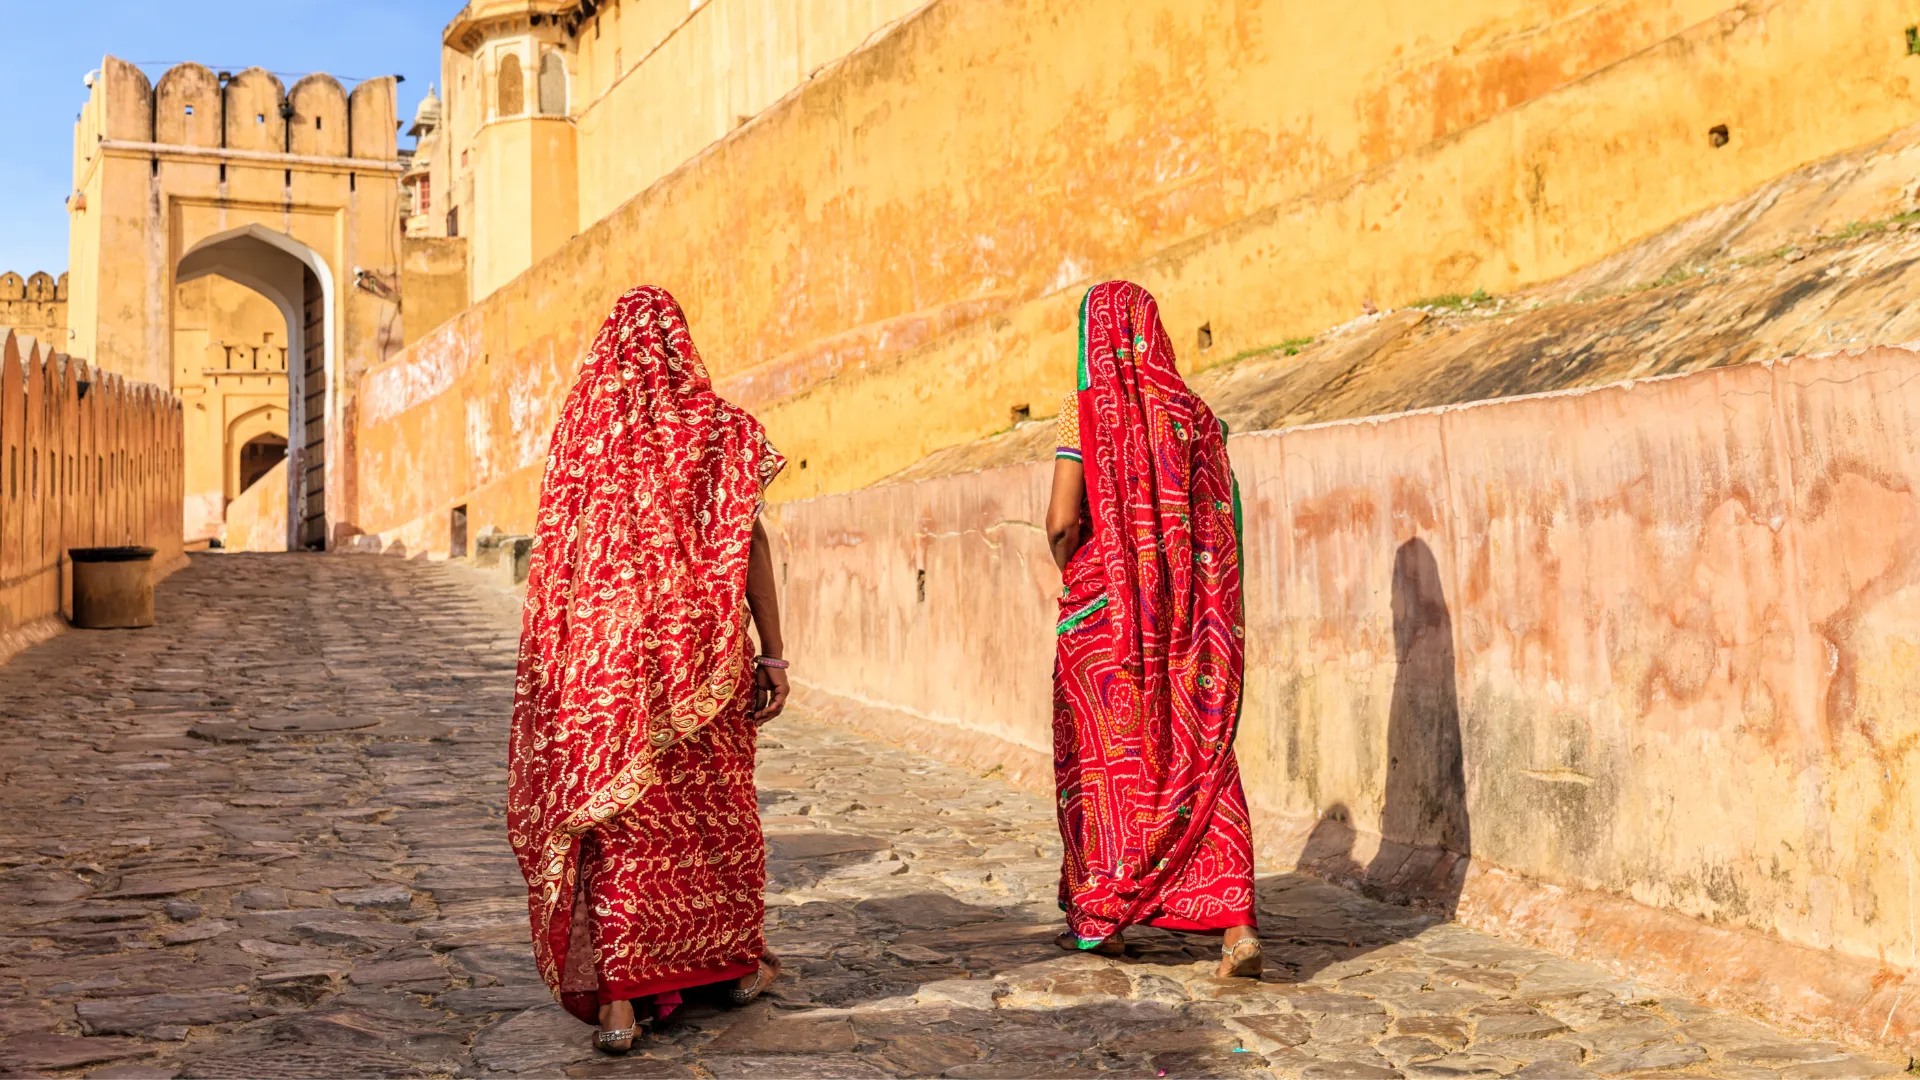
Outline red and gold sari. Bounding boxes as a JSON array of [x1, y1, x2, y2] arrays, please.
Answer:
[[508, 286, 784, 1025], [1053, 281, 1257, 946]]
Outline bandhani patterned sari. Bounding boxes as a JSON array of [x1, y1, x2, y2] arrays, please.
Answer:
[[508, 286, 785, 1025], [1053, 280, 1257, 946]]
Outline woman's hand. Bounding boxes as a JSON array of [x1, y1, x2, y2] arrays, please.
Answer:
[[752, 663, 789, 725]]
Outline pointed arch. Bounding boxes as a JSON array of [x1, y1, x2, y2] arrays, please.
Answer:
[[177, 224, 334, 550]]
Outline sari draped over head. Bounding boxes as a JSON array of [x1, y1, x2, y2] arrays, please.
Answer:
[[1053, 280, 1257, 945], [508, 285, 784, 1024]]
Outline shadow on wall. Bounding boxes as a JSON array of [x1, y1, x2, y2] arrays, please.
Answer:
[[1296, 537, 1471, 917]]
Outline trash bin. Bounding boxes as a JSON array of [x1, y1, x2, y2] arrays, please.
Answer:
[[69, 546, 158, 629]]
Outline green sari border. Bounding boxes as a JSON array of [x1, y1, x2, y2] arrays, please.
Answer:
[[1055, 594, 1109, 636], [1076, 289, 1092, 392]]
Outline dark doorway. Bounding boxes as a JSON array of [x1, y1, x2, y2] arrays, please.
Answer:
[[450, 504, 468, 559], [237, 433, 287, 495], [296, 266, 326, 550]]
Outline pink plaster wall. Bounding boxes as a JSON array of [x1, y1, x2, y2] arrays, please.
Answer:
[[769, 348, 1920, 1048]]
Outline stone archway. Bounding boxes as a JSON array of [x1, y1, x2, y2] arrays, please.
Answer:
[[178, 225, 335, 551]]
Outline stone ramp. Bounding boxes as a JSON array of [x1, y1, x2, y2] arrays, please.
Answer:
[[0, 555, 1901, 1078]]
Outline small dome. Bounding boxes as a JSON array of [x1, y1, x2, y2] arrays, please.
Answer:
[[407, 85, 442, 138]]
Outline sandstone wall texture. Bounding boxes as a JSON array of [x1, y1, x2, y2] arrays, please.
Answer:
[[0, 328, 186, 663], [769, 349, 1920, 1049], [352, 0, 1920, 555]]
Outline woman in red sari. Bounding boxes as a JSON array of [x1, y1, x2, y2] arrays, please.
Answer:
[[1046, 280, 1262, 978], [509, 286, 790, 1053]]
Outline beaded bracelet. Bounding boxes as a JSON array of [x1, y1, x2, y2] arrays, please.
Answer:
[[754, 656, 790, 669]]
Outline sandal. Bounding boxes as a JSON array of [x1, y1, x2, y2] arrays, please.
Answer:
[[1219, 935, 1263, 978], [595, 999, 644, 1054], [594, 1023, 639, 1055], [1054, 931, 1125, 957], [729, 952, 782, 1006]]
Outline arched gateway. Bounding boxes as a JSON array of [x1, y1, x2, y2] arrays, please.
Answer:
[[64, 57, 403, 550]]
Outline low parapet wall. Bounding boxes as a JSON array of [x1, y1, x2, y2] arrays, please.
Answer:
[[769, 348, 1920, 1049], [0, 328, 185, 662]]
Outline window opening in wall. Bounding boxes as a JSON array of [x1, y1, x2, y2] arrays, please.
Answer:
[[8, 446, 14, 498], [1907, 26, 1919, 55], [498, 52, 524, 116], [1708, 124, 1730, 148], [450, 504, 468, 558], [184, 104, 194, 116], [917, 568, 926, 603], [539, 52, 567, 115], [31, 449, 37, 499], [256, 113, 265, 123], [1197, 323, 1214, 351], [316, 116, 323, 129], [447, 207, 459, 237]]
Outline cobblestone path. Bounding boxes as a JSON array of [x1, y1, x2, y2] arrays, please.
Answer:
[[0, 556, 1904, 1079]]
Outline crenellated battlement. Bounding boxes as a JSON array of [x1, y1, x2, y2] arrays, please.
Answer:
[[0, 272, 68, 304], [0, 272, 68, 345], [72, 55, 396, 183]]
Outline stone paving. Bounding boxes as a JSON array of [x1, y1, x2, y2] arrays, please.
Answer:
[[0, 555, 1906, 1080]]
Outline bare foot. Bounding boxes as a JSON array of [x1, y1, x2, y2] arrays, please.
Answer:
[[1055, 931, 1125, 956], [1216, 924, 1261, 977], [730, 952, 782, 1005], [595, 998, 637, 1054]]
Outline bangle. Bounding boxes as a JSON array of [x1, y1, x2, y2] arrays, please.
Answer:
[[754, 656, 789, 669]]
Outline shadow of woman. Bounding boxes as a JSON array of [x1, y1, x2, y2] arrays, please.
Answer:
[[1278, 537, 1471, 977]]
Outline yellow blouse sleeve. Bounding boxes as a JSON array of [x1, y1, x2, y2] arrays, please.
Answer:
[[1056, 393, 1081, 462]]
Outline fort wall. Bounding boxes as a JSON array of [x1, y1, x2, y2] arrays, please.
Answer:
[[769, 348, 1920, 1048], [0, 328, 186, 663], [354, 0, 1920, 556], [0, 272, 68, 345]]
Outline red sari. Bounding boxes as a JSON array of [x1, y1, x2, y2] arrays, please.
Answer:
[[508, 286, 784, 1025], [1053, 280, 1257, 945]]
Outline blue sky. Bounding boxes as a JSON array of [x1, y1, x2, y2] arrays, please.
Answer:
[[0, 0, 452, 274]]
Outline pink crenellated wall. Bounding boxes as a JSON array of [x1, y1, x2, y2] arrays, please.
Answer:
[[0, 328, 186, 662], [768, 347, 1920, 1051]]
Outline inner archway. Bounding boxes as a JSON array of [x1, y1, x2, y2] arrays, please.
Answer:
[[238, 433, 289, 494], [177, 225, 335, 551]]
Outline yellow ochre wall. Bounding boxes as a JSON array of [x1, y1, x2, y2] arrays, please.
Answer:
[[354, 0, 1920, 555], [432, 0, 927, 306]]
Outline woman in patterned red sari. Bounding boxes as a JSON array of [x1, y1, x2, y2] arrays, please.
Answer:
[[1046, 280, 1262, 977], [508, 286, 790, 1054]]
